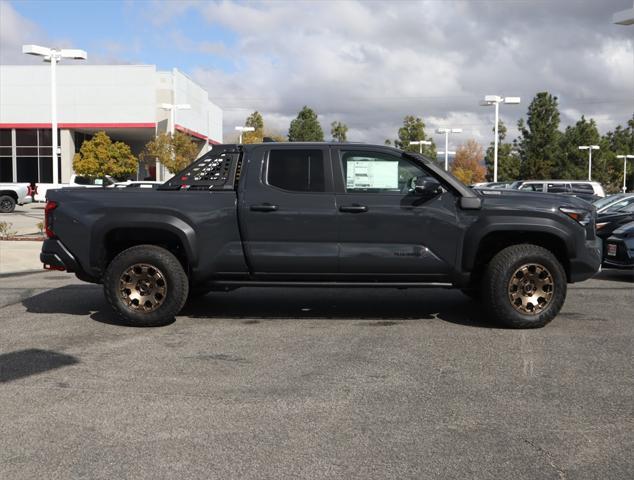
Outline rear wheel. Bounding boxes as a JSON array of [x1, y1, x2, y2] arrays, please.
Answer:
[[104, 245, 188, 326], [0, 195, 16, 213], [483, 244, 567, 328]]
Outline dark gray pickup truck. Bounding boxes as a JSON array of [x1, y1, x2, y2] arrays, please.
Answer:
[[41, 143, 601, 328]]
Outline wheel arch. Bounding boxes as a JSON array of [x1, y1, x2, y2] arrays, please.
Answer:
[[464, 224, 573, 282], [97, 221, 197, 275], [0, 190, 19, 201]]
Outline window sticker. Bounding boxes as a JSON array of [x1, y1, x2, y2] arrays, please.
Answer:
[[346, 159, 398, 190]]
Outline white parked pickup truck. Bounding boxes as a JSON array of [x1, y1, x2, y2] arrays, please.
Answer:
[[34, 175, 116, 202], [0, 183, 33, 213]]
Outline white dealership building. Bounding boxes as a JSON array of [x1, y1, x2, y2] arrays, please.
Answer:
[[0, 65, 223, 183]]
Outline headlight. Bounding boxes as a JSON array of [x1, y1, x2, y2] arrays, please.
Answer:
[[560, 207, 592, 226], [596, 222, 608, 230]]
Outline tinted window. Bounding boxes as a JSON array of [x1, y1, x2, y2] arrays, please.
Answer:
[[267, 149, 325, 192], [547, 183, 570, 193], [520, 183, 544, 192], [571, 183, 594, 194], [340, 151, 426, 194]]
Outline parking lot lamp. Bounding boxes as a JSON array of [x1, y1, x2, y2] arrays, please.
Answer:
[[616, 154, 634, 192], [480, 96, 520, 182], [22, 44, 87, 185], [436, 128, 462, 171], [578, 145, 600, 181], [235, 126, 255, 144], [409, 140, 432, 155]]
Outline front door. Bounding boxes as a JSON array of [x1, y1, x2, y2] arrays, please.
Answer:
[[239, 146, 338, 277], [333, 147, 462, 281]]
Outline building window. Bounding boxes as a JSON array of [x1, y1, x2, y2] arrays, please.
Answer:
[[15, 129, 58, 183], [0, 129, 11, 182], [74, 131, 92, 153]]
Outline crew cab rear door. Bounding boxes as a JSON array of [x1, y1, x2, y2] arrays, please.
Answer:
[[332, 146, 461, 281], [239, 145, 338, 276]]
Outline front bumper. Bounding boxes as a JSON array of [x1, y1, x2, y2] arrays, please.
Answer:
[[40, 238, 80, 272], [568, 238, 602, 282], [602, 235, 634, 269]]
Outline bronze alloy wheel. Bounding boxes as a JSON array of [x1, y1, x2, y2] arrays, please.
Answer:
[[507, 263, 554, 315], [119, 263, 167, 313]]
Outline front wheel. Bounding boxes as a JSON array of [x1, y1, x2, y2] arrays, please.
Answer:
[[483, 244, 567, 328], [0, 195, 16, 213], [103, 245, 189, 326]]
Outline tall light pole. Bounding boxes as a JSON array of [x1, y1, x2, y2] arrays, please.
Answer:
[[409, 140, 431, 155], [235, 126, 255, 144], [159, 103, 191, 181], [578, 145, 600, 181], [22, 44, 87, 185], [616, 154, 634, 192], [480, 95, 520, 182], [436, 128, 462, 171]]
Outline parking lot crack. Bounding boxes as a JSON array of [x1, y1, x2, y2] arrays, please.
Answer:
[[522, 438, 567, 480]]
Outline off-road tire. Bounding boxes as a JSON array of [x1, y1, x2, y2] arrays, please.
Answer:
[[0, 195, 16, 213], [483, 244, 567, 329], [104, 245, 188, 326]]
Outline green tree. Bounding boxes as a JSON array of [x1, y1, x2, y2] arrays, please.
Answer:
[[288, 106, 324, 141], [141, 131, 199, 174], [395, 115, 436, 159], [517, 92, 561, 179], [604, 114, 634, 192], [556, 115, 602, 180], [331, 121, 348, 142], [243, 111, 264, 144], [72, 131, 137, 180], [484, 120, 520, 182]]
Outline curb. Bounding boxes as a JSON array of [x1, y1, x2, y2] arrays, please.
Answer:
[[0, 237, 45, 242], [0, 269, 46, 279]]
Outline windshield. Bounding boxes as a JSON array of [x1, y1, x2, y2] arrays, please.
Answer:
[[602, 196, 634, 213], [594, 194, 625, 210]]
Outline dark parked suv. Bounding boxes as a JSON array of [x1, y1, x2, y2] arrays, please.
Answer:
[[41, 143, 601, 328]]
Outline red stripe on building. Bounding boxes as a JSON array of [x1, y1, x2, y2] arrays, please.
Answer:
[[0, 122, 156, 129], [175, 124, 221, 145]]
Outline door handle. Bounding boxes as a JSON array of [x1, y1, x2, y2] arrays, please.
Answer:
[[250, 203, 279, 212], [339, 204, 368, 213]]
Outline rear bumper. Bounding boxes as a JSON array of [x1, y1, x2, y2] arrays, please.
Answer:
[[568, 238, 602, 282], [40, 238, 80, 272]]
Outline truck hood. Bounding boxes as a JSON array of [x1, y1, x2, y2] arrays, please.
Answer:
[[476, 188, 593, 212]]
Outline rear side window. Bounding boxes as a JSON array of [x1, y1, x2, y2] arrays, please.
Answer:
[[267, 149, 325, 192], [520, 183, 544, 192], [547, 183, 570, 193], [571, 183, 594, 194]]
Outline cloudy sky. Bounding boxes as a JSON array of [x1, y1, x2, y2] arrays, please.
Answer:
[[1, 0, 632, 146]]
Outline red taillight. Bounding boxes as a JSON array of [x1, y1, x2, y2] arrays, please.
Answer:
[[44, 201, 57, 238]]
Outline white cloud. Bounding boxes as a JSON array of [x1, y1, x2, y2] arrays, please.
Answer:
[[182, 0, 634, 145], [0, 0, 47, 64], [3, 0, 632, 146]]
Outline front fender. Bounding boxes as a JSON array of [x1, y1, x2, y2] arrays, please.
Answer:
[[461, 215, 575, 271]]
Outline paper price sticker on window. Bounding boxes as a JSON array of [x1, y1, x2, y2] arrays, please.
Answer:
[[346, 160, 398, 190]]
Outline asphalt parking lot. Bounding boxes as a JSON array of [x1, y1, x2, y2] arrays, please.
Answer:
[[0, 270, 632, 479]]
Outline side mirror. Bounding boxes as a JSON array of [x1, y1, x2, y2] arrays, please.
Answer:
[[413, 177, 443, 196], [460, 197, 482, 210]]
